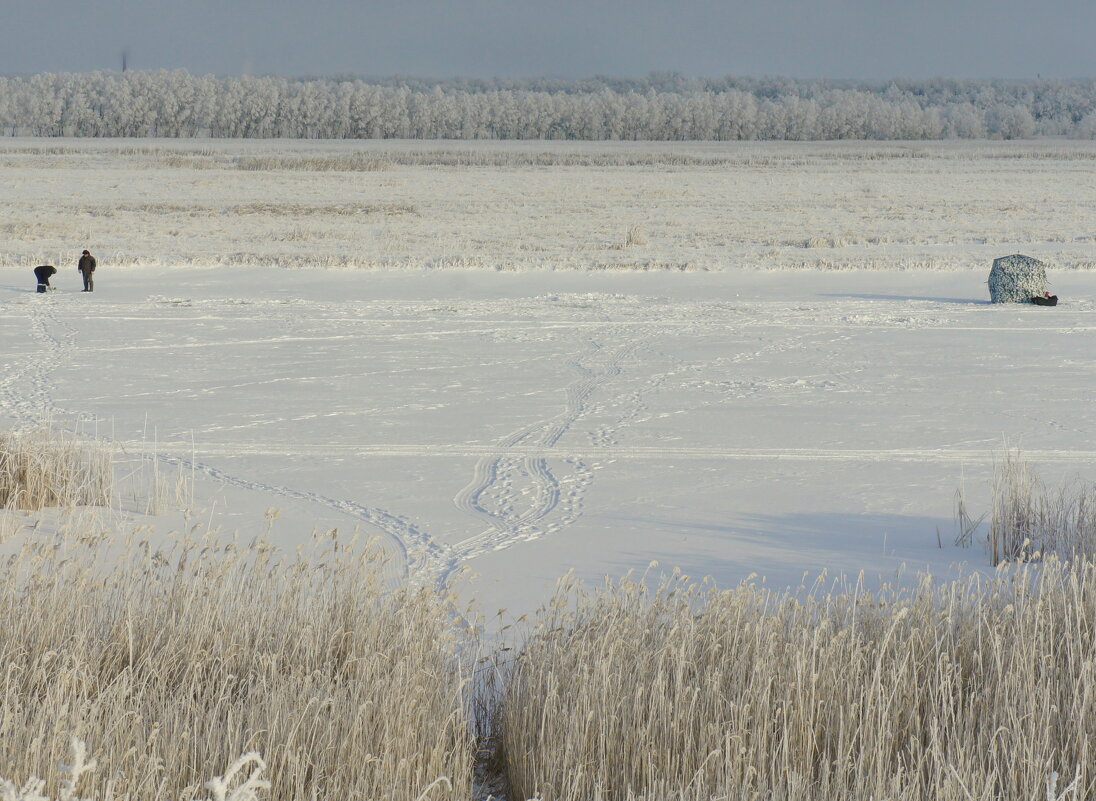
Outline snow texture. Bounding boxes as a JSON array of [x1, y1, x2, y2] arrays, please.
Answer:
[[3, 140, 1096, 618], [5, 264, 1096, 620], [4, 139, 1096, 275], [989, 254, 1047, 303]]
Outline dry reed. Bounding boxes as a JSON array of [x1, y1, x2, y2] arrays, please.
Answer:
[[624, 226, 648, 247], [991, 453, 1096, 564], [0, 738, 270, 801], [0, 429, 112, 511], [500, 563, 1096, 801], [0, 525, 473, 801]]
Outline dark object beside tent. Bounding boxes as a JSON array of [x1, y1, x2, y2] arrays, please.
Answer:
[[988, 254, 1047, 303], [1032, 294, 1058, 306]]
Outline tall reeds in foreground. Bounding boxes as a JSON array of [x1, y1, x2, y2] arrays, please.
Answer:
[[0, 738, 270, 801], [501, 562, 1096, 801], [0, 429, 111, 511], [0, 526, 473, 801]]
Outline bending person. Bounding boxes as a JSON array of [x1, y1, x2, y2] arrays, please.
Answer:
[[33, 265, 56, 293]]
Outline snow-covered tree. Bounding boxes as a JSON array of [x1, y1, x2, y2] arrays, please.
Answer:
[[2, 70, 1096, 140]]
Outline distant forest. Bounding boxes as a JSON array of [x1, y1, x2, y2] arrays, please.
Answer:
[[3, 70, 1096, 140]]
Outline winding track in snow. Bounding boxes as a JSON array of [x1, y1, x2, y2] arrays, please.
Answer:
[[0, 294, 454, 583], [447, 336, 646, 576], [2, 293, 666, 588], [110, 442, 1096, 464], [15, 285, 1083, 590], [0, 294, 80, 430], [143, 450, 447, 578]]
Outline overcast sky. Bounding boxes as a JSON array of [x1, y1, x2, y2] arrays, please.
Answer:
[[3, 0, 1095, 80]]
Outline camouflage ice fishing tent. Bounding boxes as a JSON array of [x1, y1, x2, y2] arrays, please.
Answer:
[[988, 254, 1047, 303]]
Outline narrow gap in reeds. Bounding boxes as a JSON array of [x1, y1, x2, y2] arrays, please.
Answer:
[[4, 436, 1096, 801]]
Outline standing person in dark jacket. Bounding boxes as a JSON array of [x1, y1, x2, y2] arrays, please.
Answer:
[[33, 265, 56, 293], [77, 249, 96, 291]]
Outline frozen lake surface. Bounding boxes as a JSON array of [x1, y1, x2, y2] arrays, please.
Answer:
[[3, 265, 1094, 615]]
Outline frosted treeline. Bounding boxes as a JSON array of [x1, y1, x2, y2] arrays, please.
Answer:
[[3, 70, 1096, 140]]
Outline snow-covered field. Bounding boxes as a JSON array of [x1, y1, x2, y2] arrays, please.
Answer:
[[4, 138, 1096, 273], [3, 139, 1095, 616]]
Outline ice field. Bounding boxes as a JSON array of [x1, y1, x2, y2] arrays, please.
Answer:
[[3, 139, 1096, 615]]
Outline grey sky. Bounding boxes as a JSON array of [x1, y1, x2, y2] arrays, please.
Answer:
[[3, 0, 1095, 80]]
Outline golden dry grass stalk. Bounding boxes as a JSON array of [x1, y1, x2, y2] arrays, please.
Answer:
[[0, 527, 473, 801], [0, 429, 112, 511], [501, 562, 1096, 801]]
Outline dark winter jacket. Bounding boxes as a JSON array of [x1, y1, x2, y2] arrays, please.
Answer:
[[33, 265, 56, 282], [78, 254, 96, 273]]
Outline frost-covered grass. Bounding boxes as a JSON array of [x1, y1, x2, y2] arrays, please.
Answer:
[[5, 503, 1096, 801], [0, 426, 197, 527], [0, 526, 473, 801], [500, 562, 1096, 801], [0, 429, 111, 512], [990, 453, 1096, 564], [0, 739, 269, 801], [4, 138, 1096, 273]]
